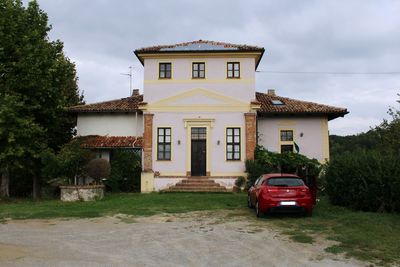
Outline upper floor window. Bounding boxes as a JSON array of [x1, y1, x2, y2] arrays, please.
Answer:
[[157, 127, 171, 160], [280, 130, 293, 141], [226, 127, 241, 160], [159, 63, 171, 79], [192, 62, 205, 79], [227, 62, 240, 78], [280, 130, 294, 153]]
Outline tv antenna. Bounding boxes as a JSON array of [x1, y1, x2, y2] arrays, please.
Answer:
[[120, 66, 133, 95]]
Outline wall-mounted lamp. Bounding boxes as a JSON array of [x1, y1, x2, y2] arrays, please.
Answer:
[[177, 140, 181, 145], [217, 140, 221, 145]]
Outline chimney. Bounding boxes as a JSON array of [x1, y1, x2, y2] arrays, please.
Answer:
[[131, 89, 140, 96], [267, 89, 276, 96]]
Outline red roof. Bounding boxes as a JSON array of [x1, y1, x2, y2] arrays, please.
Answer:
[[135, 40, 264, 53], [256, 92, 348, 120], [69, 94, 143, 113], [68, 91, 347, 121], [134, 40, 265, 68], [78, 136, 143, 149]]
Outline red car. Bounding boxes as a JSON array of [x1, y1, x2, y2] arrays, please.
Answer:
[[247, 173, 315, 217]]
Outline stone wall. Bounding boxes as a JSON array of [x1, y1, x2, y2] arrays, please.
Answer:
[[60, 185, 105, 202]]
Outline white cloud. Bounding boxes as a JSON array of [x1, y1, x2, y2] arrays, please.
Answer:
[[32, 0, 400, 136]]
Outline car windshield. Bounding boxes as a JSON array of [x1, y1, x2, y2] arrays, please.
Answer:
[[267, 177, 304, 187]]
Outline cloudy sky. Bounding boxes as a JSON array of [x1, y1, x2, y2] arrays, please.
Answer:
[[32, 0, 399, 135]]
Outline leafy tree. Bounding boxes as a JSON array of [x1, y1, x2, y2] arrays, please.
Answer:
[[325, 94, 400, 213], [105, 150, 142, 192], [41, 139, 93, 185], [330, 95, 400, 159], [0, 0, 83, 198], [375, 94, 400, 153]]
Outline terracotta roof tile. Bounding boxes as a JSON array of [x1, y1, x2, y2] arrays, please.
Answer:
[[78, 135, 143, 149], [256, 92, 348, 120], [135, 40, 264, 53], [69, 94, 143, 113]]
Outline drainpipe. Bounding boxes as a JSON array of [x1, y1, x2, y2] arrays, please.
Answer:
[[135, 111, 138, 135]]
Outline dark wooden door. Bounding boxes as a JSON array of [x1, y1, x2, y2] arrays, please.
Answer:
[[191, 128, 206, 176]]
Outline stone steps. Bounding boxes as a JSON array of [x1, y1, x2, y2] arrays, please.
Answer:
[[172, 183, 225, 187], [166, 176, 227, 192], [180, 180, 218, 184], [167, 187, 227, 192]]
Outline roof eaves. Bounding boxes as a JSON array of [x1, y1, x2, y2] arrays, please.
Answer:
[[257, 110, 349, 120]]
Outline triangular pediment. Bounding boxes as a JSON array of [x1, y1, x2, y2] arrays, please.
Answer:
[[152, 88, 247, 107]]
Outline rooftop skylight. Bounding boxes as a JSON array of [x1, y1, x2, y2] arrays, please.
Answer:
[[271, 99, 284, 105]]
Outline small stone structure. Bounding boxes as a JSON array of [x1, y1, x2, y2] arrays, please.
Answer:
[[60, 185, 105, 202]]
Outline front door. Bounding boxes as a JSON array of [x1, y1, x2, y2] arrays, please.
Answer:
[[191, 127, 206, 176]]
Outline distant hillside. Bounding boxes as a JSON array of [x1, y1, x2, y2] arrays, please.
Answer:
[[329, 130, 380, 159]]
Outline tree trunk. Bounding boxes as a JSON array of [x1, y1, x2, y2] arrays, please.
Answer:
[[0, 167, 10, 198], [32, 173, 41, 199]]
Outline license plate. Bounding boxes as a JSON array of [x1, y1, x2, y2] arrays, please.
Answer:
[[280, 201, 296, 206]]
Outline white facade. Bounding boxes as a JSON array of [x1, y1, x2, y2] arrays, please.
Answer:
[[141, 55, 260, 178], [152, 112, 247, 177], [257, 117, 330, 163], [143, 57, 256, 103], [77, 113, 143, 136], [72, 41, 346, 192]]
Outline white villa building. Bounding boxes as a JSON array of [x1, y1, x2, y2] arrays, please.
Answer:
[[70, 40, 348, 192]]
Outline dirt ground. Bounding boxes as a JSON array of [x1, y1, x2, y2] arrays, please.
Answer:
[[0, 211, 365, 267]]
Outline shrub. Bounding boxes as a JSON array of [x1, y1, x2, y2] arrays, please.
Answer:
[[245, 146, 321, 187], [325, 149, 400, 212], [85, 158, 111, 184], [234, 176, 246, 188], [104, 150, 141, 192]]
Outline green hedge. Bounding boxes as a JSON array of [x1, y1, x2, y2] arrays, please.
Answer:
[[325, 150, 400, 212]]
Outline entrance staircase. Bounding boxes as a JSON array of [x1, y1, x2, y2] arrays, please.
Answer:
[[166, 176, 227, 192]]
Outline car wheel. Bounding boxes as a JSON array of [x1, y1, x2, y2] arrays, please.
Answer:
[[256, 201, 264, 218], [247, 195, 253, 208]]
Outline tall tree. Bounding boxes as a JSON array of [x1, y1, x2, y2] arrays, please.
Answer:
[[376, 94, 400, 153], [329, 94, 400, 159], [0, 0, 83, 198]]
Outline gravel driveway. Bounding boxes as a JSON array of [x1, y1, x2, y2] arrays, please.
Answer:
[[0, 211, 363, 267]]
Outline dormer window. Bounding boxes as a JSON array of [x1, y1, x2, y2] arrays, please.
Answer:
[[227, 62, 240, 78], [159, 63, 171, 79], [192, 62, 205, 79]]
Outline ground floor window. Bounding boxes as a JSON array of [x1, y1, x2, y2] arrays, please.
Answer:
[[226, 127, 241, 160], [157, 127, 171, 160], [281, 144, 294, 153], [280, 129, 294, 153]]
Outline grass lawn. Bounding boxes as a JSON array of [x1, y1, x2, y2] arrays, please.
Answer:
[[257, 197, 400, 266], [1, 193, 399, 265], [0, 192, 244, 219]]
